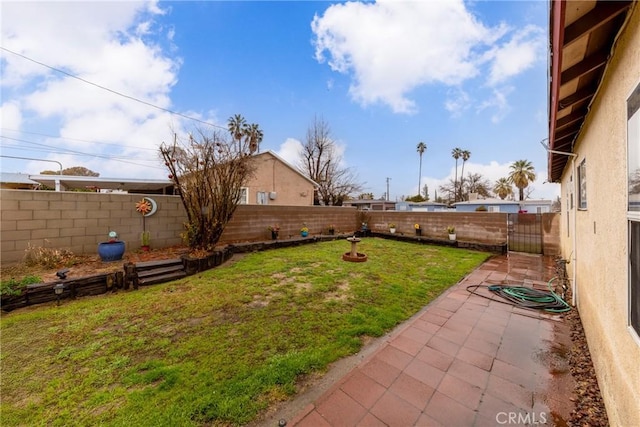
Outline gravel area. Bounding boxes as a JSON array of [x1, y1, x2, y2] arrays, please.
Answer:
[[565, 306, 609, 426]]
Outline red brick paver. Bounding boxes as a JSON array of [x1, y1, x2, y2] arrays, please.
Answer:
[[288, 253, 575, 427]]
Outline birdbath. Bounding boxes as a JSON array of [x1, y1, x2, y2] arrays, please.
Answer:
[[343, 236, 368, 262]]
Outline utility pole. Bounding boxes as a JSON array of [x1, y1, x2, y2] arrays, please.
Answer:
[[386, 177, 391, 201]]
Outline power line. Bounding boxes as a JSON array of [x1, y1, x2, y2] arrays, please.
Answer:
[[0, 135, 158, 161], [1, 128, 158, 152], [0, 46, 227, 131], [0, 136, 165, 170]]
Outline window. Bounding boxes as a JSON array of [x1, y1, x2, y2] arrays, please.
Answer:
[[488, 206, 500, 212], [238, 187, 248, 204], [569, 173, 574, 210], [577, 159, 587, 210], [628, 82, 640, 339], [256, 192, 268, 205]]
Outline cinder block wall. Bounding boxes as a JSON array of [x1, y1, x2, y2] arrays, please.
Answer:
[[541, 213, 560, 256], [1, 190, 186, 264], [365, 211, 508, 242], [1, 189, 559, 265], [223, 204, 358, 242]]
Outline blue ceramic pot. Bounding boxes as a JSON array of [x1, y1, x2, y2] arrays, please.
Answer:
[[301, 231, 309, 237], [98, 241, 125, 262]]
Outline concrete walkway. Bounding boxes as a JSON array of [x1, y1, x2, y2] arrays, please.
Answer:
[[283, 253, 575, 427]]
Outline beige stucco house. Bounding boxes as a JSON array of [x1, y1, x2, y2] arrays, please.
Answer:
[[548, 1, 639, 425], [242, 151, 317, 206]]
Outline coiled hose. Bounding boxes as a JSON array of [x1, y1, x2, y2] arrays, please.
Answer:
[[466, 278, 571, 313]]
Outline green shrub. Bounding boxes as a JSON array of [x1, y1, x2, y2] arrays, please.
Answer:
[[0, 275, 42, 297]]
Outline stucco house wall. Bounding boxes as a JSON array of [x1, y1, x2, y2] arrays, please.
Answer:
[[244, 151, 316, 206], [558, 6, 640, 425]]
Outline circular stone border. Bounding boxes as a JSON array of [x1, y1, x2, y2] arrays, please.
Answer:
[[342, 252, 368, 262]]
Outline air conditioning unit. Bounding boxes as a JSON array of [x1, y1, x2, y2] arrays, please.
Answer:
[[269, 192, 277, 200]]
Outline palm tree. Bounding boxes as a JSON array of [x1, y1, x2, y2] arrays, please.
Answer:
[[246, 123, 263, 154], [459, 150, 471, 201], [493, 177, 513, 200], [451, 148, 462, 202], [416, 142, 427, 196], [227, 114, 247, 152], [508, 160, 536, 201]]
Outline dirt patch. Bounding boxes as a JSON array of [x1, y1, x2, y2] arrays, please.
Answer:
[[565, 308, 609, 426], [1, 245, 191, 284]]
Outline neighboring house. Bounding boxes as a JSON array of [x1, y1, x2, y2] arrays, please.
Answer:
[[242, 151, 317, 206], [395, 201, 448, 212], [453, 198, 520, 213], [548, 1, 639, 425], [24, 174, 175, 194], [342, 199, 396, 211], [0, 172, 39, 190], [1, 151, 315, 205], [453, 197, 552, 213]]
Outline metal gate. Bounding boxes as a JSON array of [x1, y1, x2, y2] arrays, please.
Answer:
[[507, 213, 543, 254]]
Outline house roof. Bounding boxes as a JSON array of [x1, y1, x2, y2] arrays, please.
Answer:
[[453, 198, 552, 206], [26, 174, 175, 193], [1, 172, 40, 186], [344, 199, 395, 205], [453, 198, 519, 206], [399, 201, 448, 206], [548, 0, 634, 182], [3, 151, 313, 193]]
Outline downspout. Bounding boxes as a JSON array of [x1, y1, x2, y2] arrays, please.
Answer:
[[572, 155, 577, 306], [547, 146, 578, 305]]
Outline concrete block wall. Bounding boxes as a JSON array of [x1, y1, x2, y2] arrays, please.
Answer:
[[221, 204, 358, 242], [365, 211, 509, 243], [1, 189, 560, 265], [541, 213, 560, 256], [1, 190, 185, 264]]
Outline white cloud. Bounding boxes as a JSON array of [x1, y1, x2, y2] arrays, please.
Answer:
[[484, 25, 545, 86], [476, 86, 513, 123], [276, 138, 304, 167], [444, 88, 471, 117], [312, 0, 542, 116], [0, 1, 183, 178], [0, 101, 23, 129]]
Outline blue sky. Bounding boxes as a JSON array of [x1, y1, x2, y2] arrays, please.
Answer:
[[0, 0, 559, 201]]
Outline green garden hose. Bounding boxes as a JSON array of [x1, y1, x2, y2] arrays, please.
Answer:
[[466, 279, 571, 313]]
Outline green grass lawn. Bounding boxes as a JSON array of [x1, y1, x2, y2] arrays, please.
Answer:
[[0, 238, 491, 426]]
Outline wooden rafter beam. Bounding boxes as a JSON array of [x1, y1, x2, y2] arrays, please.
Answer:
[[558, 85, 596, 109], [560, 49, 608, 84], [563, 1, 631, 47]]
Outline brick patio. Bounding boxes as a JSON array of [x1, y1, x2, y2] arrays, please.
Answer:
[[284, 253, 574, 427]]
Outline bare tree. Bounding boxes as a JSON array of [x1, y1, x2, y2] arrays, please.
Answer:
[[160, 124, 258, 251], [464, 172, 492, 198], [298, 116, 363, 205], [438, 179, 457, 205]]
